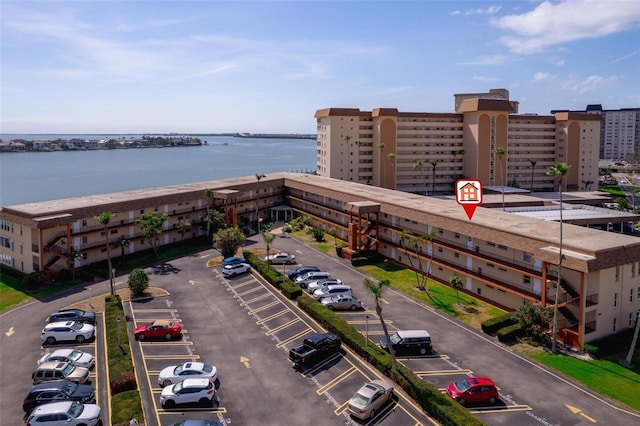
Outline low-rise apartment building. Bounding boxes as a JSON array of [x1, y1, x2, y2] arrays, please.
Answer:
[[1, 172, 639, 350]]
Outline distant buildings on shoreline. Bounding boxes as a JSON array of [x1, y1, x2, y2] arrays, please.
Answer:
[[0, 135, 204, 152]]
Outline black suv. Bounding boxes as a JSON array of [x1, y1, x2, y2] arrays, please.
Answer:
[[22, 380, 95, 413], [286, 266, 320, 280], [47, 308, 96, 325]]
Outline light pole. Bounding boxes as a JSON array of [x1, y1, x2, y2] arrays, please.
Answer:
[[116, 316, 121, 347], [624, 310, 640, 366], [365, 315, 369, 346]]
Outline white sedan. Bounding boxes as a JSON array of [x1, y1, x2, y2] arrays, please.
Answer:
[[38, 348, 95, 369], [348, 380, 394, 420], [263, 252, 296, 265], [158, 361, 218, 387]]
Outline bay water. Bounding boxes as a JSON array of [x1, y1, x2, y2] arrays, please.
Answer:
[[0, 135, 317, 206]]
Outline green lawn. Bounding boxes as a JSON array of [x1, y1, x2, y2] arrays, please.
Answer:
[[526, 350, 640, 412], [0, 275, 77, 312]]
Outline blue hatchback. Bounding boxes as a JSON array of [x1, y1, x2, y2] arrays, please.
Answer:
[[222, 257, 246, 267]]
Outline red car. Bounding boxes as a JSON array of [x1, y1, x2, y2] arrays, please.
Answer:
[[445, 376, 499, 406], [135, 320, 182, 340]]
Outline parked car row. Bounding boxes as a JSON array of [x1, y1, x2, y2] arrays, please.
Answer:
[[221, 256, 251, 277], [24, 309, 102, 425]]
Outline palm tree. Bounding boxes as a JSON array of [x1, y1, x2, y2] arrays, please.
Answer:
[[114, 235, 130, 266], [547, 162, 569, 353], [388, 153, 395, 188], [66, 247, 82, 281], [430, 161, 437, 195], [362, 278, 397, 371], [529, 160, 537, 193], [449, 274, 464, 305], [255, 173, 266, 235], [414, 160, 427, 195], [262, 231, 276, 263], [204, 189, 214, 237], [177, 219, 191, 249], [494, 147, 506, 211], [343, 135, 352, 181], [96, 212, 115, 295]]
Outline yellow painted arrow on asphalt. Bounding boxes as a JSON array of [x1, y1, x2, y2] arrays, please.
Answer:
[[240, 356, 251, 368], [566, 404, 596, 422], [5, 326, 15, 337]]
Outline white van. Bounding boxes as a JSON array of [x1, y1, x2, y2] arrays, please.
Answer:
[[295, 271, 331, 289]]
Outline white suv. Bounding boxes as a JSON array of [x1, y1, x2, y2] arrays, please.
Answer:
[[41, 321, 95, 344], [160, 378, 217, 409], [25, 401, 102, 426], [222, 262, 251, 277]]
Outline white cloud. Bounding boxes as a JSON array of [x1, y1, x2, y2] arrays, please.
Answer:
[[532, 72, 555, 82], [563, 74, 620, 93], [555, 59, 565, 67], [451, 5, 502, 16], [491, 0, 640, 54], [458, 54, 509, 65], [472, 75, 501, 82]]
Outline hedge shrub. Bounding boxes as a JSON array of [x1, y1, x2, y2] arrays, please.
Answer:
[[497, 322, 524, 343], [481, 312, 517, 334]]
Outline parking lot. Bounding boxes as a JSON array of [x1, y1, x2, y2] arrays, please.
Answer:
[[3, 232, 640, 425]]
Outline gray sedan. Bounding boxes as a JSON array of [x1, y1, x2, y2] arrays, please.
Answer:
[[320, 295, 362, 311]]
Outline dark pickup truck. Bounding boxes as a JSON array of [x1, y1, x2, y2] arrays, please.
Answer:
[[288, 332, 341, 368]]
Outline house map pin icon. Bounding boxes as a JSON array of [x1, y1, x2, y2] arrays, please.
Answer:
[[456, 179, 483, 220]]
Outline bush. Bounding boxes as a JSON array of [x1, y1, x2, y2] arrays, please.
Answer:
[[127, 268, 149, 296], [481, 312, 517, 334], [310, 228, 325, 242], [497, 322, 524, 343]]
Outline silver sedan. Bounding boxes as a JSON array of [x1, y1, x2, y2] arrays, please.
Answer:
[[320, 295, 362, 311]]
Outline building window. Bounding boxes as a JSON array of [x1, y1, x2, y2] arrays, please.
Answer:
[[455, 233, 460, 239], [498, 244, 508, 250], [631, 288, 634, 303], [523, 252, 532, 262], [615, 266, 619, 281], [140, 210, 144, 214], [82, 219, 87, 227], [614, 292, 618, 307], [613, 317, 617, 332], [523, 276, 531, 285], [637, 287, 640, 299], [477, 288, 482, 295], [110, 229, 118, 234], [454, 252, 459, 258], [82, 236, 88, 244], [82, 253, 88, 260]]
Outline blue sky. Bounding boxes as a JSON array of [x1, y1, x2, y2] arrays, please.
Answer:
[[1, 0, 639, 134]]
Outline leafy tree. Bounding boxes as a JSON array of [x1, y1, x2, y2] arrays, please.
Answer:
[[494, 146, 506, 211], [96, 212, 115, 294], [616, 196, 631, 211], [547, 162, 569, 353], [204, 209, 226, 236], [128, 268, 149, 296], [449, 274, 464, 305], [177, 219, 191, 249], [514, 302, 553, 342], [135, 212, 169, 258], [262, 232, 276, 262], [213, 226, 246, 259], [114, 235, 130, 266], [362, 278, 397, 371]]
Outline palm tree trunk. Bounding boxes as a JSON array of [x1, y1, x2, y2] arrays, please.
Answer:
[[377, 304, 397, 371]]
